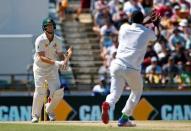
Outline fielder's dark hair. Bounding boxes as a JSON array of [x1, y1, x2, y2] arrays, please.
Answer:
[[131, 11, 144, 24]]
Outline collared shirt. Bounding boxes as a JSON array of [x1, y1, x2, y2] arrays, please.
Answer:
[[114, 23, 156, 71], [33, 33, 63, 71]]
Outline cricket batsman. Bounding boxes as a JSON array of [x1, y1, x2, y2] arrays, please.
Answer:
[[31, 17, 72, 123]]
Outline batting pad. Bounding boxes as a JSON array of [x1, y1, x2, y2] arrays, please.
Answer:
[[45, 88, 64, 113]]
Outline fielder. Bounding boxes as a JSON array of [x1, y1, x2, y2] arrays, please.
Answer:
[[101, 10, 160, 126], [31, 17, 72, 123]]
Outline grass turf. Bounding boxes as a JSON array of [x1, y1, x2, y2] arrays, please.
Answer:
[[0, 121, 191, 131]]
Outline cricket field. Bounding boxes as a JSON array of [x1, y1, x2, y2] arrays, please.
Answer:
[[0, 121, 190, 131]]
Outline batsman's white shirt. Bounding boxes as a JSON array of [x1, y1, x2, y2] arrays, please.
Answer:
[[32, 33, 64, 118], [34, 33, 63, 72], [114, 23, 156, 71], [33, 33, 63, 87]]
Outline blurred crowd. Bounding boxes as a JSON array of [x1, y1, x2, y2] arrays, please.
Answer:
[[90, 0, 191, 93], [55, 0, 191, 94]]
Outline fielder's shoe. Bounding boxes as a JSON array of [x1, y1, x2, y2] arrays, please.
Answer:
[[118, 118, 136, 127], [101, 102, 110, 124], [31, 116, 39, 123]]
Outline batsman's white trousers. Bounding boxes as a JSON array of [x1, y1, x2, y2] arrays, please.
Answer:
[[106, 63, 143, 116], [33, 64, 61, 96], [32, 64, 60, 117]]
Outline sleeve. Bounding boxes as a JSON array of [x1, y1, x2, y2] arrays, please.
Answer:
[[35, 37, 45, 53]]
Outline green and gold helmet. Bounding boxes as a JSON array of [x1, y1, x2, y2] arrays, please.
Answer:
[[42, 17, 56, 31]]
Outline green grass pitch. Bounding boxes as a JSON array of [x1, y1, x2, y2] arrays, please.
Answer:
[[0, 121, 191, 131]]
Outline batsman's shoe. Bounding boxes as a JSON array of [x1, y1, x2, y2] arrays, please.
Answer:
[[45, 103, 56, 121], [31, 116, 39, 123], [48, 113, 56, 121], [101, 102, 110, 124], [118, 118, 136, 127]]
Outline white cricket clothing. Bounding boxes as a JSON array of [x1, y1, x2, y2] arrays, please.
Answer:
[[34, 33, 63, 73], [33, 33, 63, 88], [106, 63, 143, 116], [115, 23, 156, 71], [32, 33, 64, 119], [45, 88, 64, 114], [32, 85, 47, 118], [105, 23, 156, 116]]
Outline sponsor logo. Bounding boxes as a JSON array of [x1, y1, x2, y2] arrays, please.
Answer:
[[133, 98, 158, 120], [0, 106, 31, 121], [79, 105, 114, 121], [161, 105, 191, 120], [54, 100, 76, 120]]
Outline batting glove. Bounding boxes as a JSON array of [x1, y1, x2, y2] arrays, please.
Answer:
[[54, 61, 65, 69]]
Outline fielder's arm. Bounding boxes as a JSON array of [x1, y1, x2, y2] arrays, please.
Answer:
[[143, 10, 161, 39], [143, 16, 152, 25]]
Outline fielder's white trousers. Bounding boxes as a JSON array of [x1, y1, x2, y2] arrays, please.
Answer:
[[106, 63, 143, 116]]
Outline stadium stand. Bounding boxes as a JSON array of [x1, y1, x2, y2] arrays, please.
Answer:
[[0, 0, 191, 93]]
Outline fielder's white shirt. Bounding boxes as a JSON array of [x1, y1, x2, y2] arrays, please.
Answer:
[[114, 23, 156, 71], [33, 33, 63, 72]]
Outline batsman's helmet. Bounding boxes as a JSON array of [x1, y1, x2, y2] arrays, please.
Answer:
[[42, 17, 56, 31]]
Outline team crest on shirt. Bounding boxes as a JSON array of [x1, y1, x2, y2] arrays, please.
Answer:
[[45, 43, 48, 48]]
